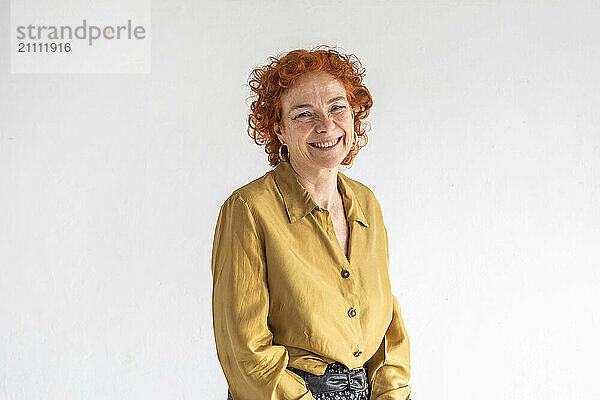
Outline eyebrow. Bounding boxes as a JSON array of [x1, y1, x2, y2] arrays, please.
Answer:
[[288, 96, 347, 114]]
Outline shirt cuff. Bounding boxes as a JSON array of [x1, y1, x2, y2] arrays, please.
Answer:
[[370, 385, 411, 400]]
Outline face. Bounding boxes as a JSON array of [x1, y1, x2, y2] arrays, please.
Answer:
[[275, 71, 354, 174]]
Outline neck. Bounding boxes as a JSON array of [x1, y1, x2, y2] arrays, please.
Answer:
[[289, 159, 340, 211]]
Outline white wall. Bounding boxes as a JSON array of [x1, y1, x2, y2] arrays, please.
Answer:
[[2, 1, 599, 399]]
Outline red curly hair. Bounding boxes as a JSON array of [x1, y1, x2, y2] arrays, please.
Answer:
[[247, 46, 373, 167]]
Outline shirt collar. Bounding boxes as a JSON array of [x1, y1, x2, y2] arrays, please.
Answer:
[[273, 161, 369, 227]]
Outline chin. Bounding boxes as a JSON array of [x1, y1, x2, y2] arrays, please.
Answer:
[[317, 157, 344, 170]]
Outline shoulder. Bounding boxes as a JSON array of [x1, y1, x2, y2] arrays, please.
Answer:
[[219, 168, 279, 216]]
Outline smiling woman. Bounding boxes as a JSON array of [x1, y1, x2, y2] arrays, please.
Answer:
[[247, 47, 373, 168], [211, 46, 412, 400], [274, 70, 356, 174]]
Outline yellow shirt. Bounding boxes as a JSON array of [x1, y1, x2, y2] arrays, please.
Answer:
[[211, 160, 411, 400]]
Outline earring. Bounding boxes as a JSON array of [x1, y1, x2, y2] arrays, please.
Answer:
[[279, 143, 289, 162]]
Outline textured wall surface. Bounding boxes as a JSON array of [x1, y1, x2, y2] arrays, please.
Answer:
[[1, 1, 599, 399]]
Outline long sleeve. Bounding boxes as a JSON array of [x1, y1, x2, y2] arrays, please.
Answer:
[[366, 224, 411, 400], [211, 193, 315, 400]]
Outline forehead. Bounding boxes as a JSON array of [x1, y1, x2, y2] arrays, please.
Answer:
[[280, 71, 347, 110]]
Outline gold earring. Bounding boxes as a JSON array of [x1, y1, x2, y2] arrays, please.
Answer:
[[279, 143, 289, 162]]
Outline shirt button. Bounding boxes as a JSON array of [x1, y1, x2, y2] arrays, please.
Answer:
[[348, 307, 357, 318], [353, 349, 363, 357], [341, 269, 350, 278]]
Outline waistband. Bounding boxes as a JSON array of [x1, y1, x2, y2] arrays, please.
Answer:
[[287, 363, 368, 395]]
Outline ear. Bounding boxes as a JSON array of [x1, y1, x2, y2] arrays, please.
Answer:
[[274, 121, 283, 140]]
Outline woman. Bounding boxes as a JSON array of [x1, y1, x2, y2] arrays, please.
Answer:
[[211, 47, 411, 400]]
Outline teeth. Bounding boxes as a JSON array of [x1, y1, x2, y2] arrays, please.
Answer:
[[312, 137, 339, 148]]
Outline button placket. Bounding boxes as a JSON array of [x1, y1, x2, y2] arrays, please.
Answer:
[[323, 209, 334, 239], [315, 207, 333, 239]]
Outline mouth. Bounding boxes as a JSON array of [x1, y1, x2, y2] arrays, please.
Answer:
[[308, 135, 343, 150]]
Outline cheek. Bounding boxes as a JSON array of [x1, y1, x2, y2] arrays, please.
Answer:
[[336, 111, 354, 132], [336, 112, 354, 146], [336, 110, 353, 123], [285, 123, 313, 145], [289, 121, 314, 135]]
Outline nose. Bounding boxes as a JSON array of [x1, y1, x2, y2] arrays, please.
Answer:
[[315, 113, 336, 134]]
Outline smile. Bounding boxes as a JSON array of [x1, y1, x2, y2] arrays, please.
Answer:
[[308, 136, 343, 149]]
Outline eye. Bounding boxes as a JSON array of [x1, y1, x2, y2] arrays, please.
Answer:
[[331, 105, 347, 111], [293, 111, 311, 120]]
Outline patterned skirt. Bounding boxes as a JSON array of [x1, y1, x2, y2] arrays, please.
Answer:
[[226, 361, 370, 400]]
